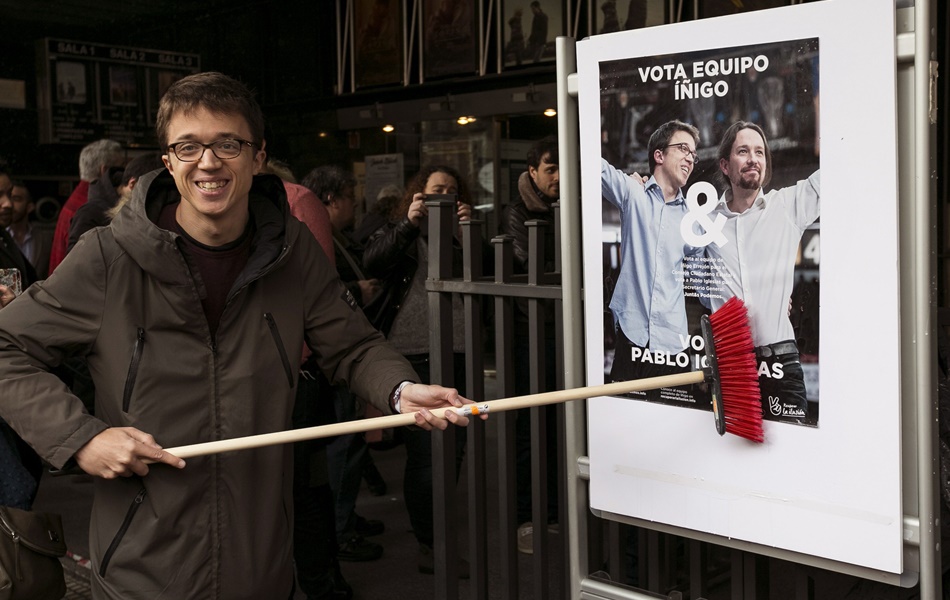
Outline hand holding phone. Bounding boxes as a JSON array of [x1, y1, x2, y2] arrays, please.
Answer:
[[0, 268, 20, 308], [418, 193, 459, 236], [0, 268, 21, 296], [407, 193, 428, 227]]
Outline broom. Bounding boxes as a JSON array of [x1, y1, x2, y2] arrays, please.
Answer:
[[163, 296, 763, 459], [700, 296, 764, 442]]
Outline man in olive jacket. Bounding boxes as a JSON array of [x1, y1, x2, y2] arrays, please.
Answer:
[[0, 72, 474, 600]]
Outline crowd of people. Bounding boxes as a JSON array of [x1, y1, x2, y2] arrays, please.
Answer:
[[0, 72, 488, 600], [0, 69, 565, 600]]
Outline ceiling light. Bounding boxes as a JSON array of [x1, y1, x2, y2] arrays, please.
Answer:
[[382, 124, 395, 133], [544, 108, 557, 117]]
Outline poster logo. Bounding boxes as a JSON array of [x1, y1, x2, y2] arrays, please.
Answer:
[[768, 395, 806, 418], [680, 181, 728, 247], [768, 395, 782, 416]]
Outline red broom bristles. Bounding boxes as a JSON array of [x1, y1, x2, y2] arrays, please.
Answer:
[[707, 297, 764, 443]]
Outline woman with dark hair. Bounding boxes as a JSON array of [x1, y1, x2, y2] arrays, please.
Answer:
[[391, 164, 473, 219], [364, 164, 474, 337], [362, 165, 483, 576]]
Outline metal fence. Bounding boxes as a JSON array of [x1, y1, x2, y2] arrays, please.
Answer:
[[423, 197, 574, 600], [419, 200, 847, 600]]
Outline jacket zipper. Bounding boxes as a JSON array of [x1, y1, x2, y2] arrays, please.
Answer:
[[264, 312, 294, 387], [99, 487, 146, 578], [0, 514, 23, 580], [122, 328, 145, 412], [209, 338, 221, 598]]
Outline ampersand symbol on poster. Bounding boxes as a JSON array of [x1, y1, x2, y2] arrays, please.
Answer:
[[680, 181, 728, 248]]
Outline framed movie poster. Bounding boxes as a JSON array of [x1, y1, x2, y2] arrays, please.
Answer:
[[108, 66, 138, 107], [696, 0, 789, 19], [501, 0, 564, 67], [594, 0, 668, 35], [423, 0, 478, 78], [579, 0, 903, 575], [55, 61, 87, 104], [355, 0, 403, 88], [147, 70, 187, 126], [100, 65, 147, 142]]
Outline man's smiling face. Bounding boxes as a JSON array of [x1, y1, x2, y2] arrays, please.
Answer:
[[721, 127, 767, 192], [162, 106, 265, 238], [655, 130, 696, 190]]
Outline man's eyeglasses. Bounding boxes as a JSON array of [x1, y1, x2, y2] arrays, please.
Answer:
[[167, 138, 257, 162], [663, 142, 698, 161]]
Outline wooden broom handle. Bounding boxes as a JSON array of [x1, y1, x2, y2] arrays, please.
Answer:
[[164, 371, 705, 459]]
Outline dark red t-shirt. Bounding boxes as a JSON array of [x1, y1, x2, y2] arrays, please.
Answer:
[[158, 202, 253, 338]]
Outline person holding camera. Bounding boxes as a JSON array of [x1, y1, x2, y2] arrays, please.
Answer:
[[363, 165, 486, 576], [502, 137, 561, 554]]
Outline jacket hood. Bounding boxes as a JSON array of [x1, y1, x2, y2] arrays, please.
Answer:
[[110, 169, 296, 286], [518, 171, 553, 213]]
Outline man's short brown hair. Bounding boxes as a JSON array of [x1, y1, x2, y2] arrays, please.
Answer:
[[155, 72, 265, 149], [647, 119, 699, 174]]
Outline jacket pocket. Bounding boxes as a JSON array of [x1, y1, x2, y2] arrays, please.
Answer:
[[122, 328, 145, 413], [264, 313, 294, 388], [98, 487, 146, 578]]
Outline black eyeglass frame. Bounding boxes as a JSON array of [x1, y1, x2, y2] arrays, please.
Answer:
[[166, 138, 258, 162], [662, 142, 698, 161]]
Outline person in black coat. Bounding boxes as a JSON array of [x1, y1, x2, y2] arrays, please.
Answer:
[[0, 174, 41, 510], [0, 171, 37, 294], [501, 138, 562, 553]]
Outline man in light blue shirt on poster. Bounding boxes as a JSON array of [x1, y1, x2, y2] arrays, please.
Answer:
[[602, 119, 703, 398]]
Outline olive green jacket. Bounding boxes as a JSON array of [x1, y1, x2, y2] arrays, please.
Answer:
[[0, 169, 415, 599]]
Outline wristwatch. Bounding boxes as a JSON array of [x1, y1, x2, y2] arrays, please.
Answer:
[[390, 380, 413, 413]]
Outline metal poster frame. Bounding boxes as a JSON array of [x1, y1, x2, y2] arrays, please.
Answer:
[[556, 0, 939, 597]]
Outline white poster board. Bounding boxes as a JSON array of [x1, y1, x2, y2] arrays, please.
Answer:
[[579, 0, 902, 573]]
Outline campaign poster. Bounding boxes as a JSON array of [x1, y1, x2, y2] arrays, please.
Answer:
[[598, 38, 820, 428], [579, 0, 903, 575]]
